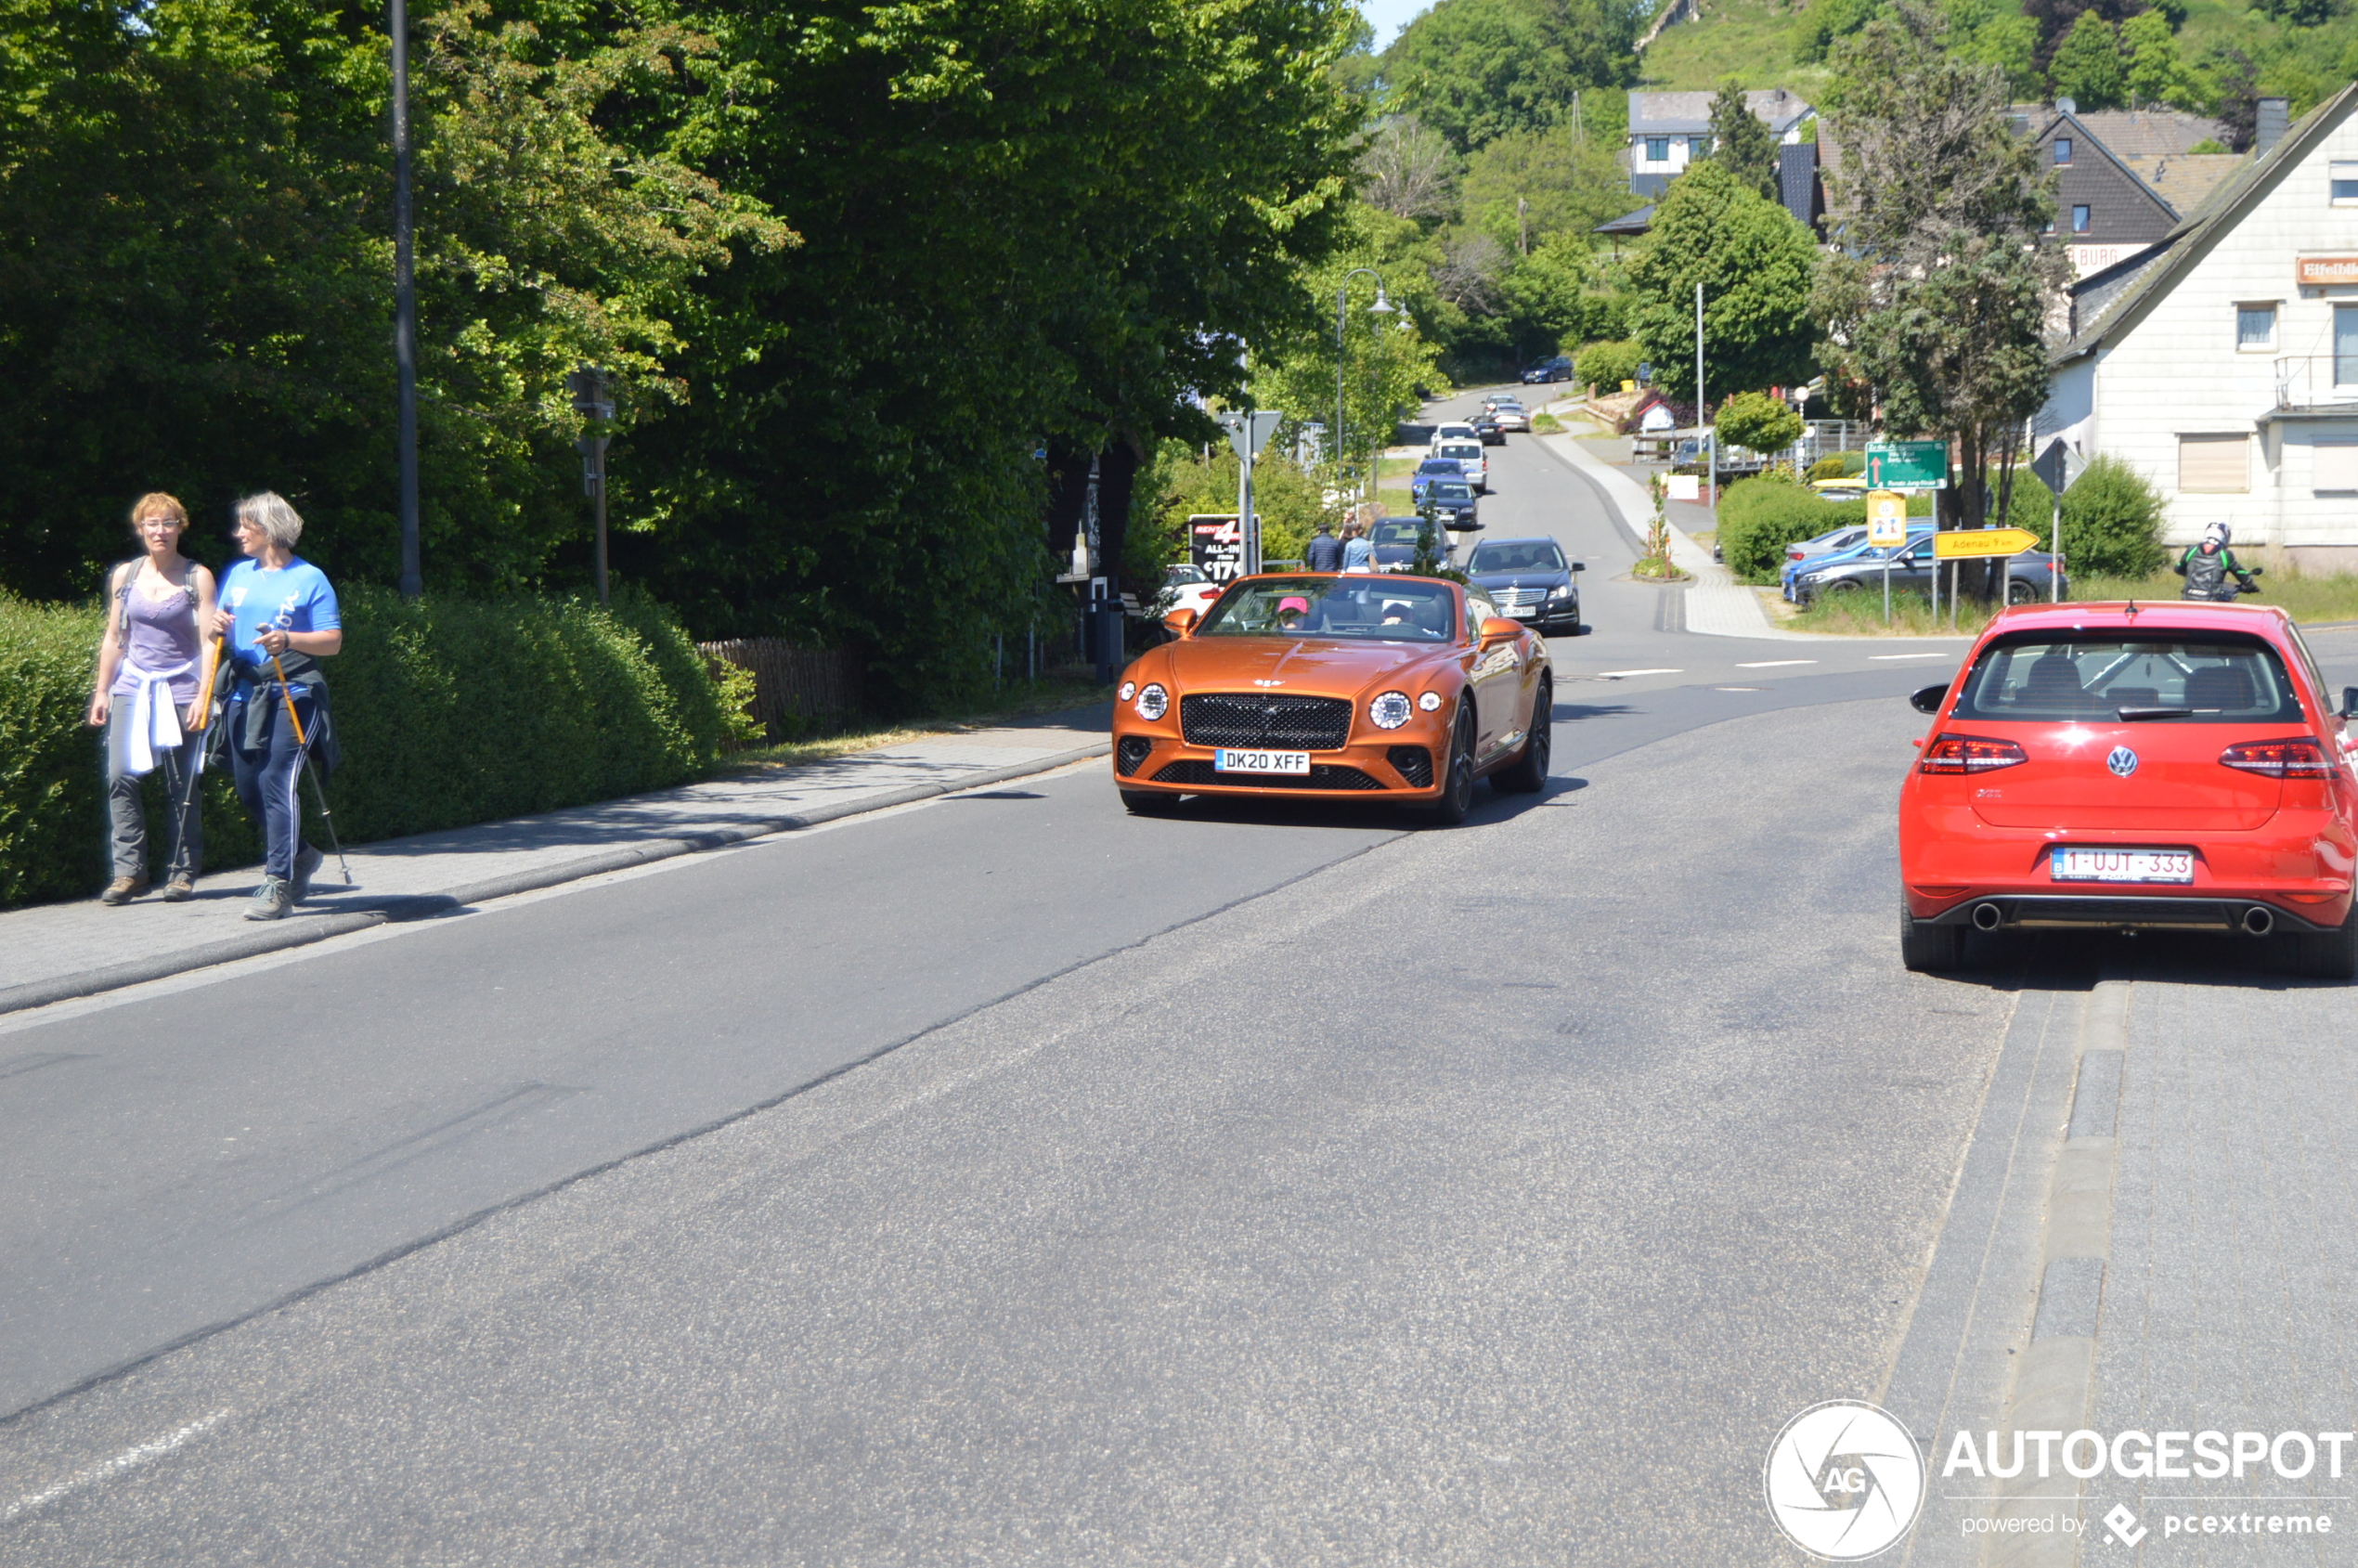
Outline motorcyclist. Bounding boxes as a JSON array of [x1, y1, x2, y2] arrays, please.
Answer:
[[2174, 522, 2261, 602]]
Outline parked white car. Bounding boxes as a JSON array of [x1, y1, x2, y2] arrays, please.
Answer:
[[1429, 422, 1479, 453], [1435, 439, 1489, 492]]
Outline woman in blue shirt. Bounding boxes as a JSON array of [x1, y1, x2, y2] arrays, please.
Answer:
[[209, 492, 342, 921]]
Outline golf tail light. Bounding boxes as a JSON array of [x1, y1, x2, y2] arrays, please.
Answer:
[[1135, 683, 1168, 721], [2220, 739, 2330, 779], [1918, 734, 2027, 775], [1369, 691, 1413, 730]]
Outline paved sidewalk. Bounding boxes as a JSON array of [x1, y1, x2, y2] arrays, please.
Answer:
[[0, 715, 1111, 1017]]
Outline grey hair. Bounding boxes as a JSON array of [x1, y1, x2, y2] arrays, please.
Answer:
[[236, 491, 304, 550]]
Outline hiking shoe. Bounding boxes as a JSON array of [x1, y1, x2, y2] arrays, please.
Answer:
[[162, 876, 196, 902], [292, 844, 324, 902], [99, 875, 150, 906], [243, 878, 293, 922]]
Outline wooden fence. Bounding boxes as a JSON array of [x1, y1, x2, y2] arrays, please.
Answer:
[[697, 639, 864, 745]]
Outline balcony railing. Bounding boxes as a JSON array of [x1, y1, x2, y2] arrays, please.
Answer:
[[2273, 356, 2358, 411]]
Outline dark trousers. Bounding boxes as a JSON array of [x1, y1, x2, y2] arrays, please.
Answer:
[[103, 708, 204, 882], [228, 687, 315, 883]]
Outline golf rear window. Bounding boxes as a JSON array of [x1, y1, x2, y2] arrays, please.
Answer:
[[1951, 632, 2306, 722]]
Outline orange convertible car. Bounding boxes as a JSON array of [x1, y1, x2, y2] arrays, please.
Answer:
[[1110, 573, 1553, 823]]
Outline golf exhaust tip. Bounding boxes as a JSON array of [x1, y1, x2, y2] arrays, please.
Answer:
[[1972, 902, 2003, 932], [2243, 906, 2275, 937]]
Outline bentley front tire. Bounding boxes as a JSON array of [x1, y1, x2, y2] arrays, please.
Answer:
[[1424, 710, 1477, 826]]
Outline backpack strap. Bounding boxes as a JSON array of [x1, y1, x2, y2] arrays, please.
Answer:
[[109, 560, 137, 650]]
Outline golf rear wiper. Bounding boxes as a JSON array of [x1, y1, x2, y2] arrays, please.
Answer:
[[2117, 706, 2195, 720]]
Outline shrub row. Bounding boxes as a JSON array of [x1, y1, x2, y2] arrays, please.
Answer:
[[0, 587, 744, 909], [1717, 479, 1931, 583]]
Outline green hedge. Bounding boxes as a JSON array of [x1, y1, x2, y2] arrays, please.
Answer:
[[1717, 479, 1932, 583], [0, 587, 739, 909]]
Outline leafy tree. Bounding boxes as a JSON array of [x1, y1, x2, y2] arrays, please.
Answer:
[[2048, 11, 2129, 110], [1717, 392, 1804, 455], [1705, 80, 1781, 201], [1942, 0, 2042, 97], [2023, 0, 2145, 74], [2121, 12, 2198, 108], [1793, 0, 1885, 64], [1384, 0, 1637, 154], [2205, 46, 2259, 149], [1460, 125, 1632, 251], [1820, 0, 2067, 601], [1626, 160, 1818, 400], [2254, 0, 2336, 24], [1574, 339, 1641, 389], [1500, 230, 1628, 359]]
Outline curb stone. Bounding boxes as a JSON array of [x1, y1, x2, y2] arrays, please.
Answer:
[[1981, 977, 2131, 1566], [0, 741, 1111, 1018]]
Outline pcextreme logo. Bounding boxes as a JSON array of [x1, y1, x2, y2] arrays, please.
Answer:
[[1765, 1401, 1926, 1561]]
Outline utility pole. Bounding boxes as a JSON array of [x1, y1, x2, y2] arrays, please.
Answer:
[[392, 0, 421, 600], [1696, 282, 1714, 511]]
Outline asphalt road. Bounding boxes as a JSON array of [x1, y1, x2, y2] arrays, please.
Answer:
[[5, 389, 2354, 1563]]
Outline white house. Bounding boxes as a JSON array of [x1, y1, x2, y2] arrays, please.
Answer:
[[2042, 85, 2358, 569], [1626, 89, 1813, 200]]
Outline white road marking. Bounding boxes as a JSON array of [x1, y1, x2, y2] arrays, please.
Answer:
[[1597, 668, 1682, 678], [1, 1410, 230, 1523], [1870, 653, 1950, 660], [1735, 660, 1817, 668], [1715, 687, 1762, 692]]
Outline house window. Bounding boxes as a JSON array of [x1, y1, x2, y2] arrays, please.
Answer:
[[2179, 434, 2248, 494], [2054, 137, 2072, 165], [2236, 305, 2277, 350], [1690, 135, 1712, 156], [2339, 305, 2358, 385], [1645, 136, 1670, 162], [2314, 440, 2358, 495], [2333, 161, 2358, 205], [2071, 204, 2092, 233]]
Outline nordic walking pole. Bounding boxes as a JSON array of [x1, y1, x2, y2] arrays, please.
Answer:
[[166, 629, 229, 876], [266, 645, 352, 888]]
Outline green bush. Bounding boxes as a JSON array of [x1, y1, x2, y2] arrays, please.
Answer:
[[2056, 454, 2166, 577], [1807, 454, 1852, 481], [1715, 476, 1933, 583], [1574, 339, 1642, 392], [0, 588, 737, 909]]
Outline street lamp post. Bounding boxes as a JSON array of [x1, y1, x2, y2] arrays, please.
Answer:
[[1336, 268, 1393, 515], [392, 0, 421, 601]]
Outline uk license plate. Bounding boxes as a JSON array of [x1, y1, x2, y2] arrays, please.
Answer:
[[1214, 748, 1310, 775], [2051, 848, 2196, 884]]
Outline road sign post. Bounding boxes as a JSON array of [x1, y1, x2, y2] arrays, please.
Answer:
[[2030, 439, 2085, 603], [1217, 409, 1284, 574], [1868, 489, 1907, 623]]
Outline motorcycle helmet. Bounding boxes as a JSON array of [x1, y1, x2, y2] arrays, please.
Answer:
[[2202, 522, 2231, 550]]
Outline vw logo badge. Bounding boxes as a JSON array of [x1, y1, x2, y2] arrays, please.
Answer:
[[2107, 745, 2139, 778]]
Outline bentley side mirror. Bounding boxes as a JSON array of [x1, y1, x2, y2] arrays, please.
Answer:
[[1910, 683, 1948, 715], [1162, 608, 1198, 637], [1479, 616, 1522, 644]]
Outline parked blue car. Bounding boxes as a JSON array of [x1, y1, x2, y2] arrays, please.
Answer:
[[1781, 521, 1936, 601], [1409, 458, 1464, 505]]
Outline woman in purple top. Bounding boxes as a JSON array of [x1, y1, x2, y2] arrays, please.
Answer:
[[86, 493, 218, 903]]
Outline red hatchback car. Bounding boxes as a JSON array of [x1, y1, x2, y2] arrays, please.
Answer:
[[1898, 602, 2358, 978]]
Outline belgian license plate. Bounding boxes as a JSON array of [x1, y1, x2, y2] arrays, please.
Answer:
[[1214, 748, 1309, 775], [2051, 848, 2195, 884]]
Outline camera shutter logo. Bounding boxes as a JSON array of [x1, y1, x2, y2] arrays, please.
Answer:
[[1763, 1401, 1925, 1560]]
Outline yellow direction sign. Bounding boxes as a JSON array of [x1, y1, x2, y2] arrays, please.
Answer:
[[1867, 490, 1909, 547], [1933, 526, 2040, 560]]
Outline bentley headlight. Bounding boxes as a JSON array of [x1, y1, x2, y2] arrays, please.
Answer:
[[1135, 682, 1168, 720], [1369, 691, 1413, 730]]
